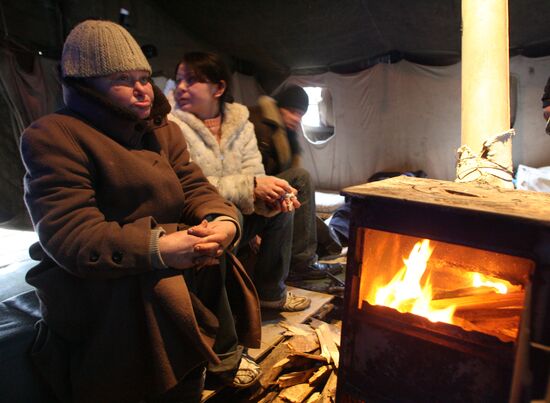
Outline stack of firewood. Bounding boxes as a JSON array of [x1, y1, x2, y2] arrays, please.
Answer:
[[252, 319, 341, 403]]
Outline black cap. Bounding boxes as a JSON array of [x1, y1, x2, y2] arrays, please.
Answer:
[[274, 85, 309, 113]]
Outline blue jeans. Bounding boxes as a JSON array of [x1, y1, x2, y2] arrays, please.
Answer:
[[240, 210, 294, 301], [277, 167, 318, 271]]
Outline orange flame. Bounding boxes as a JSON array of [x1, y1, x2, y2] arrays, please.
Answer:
[[374, 239, 456, 323], [472, 272, 508, 294]]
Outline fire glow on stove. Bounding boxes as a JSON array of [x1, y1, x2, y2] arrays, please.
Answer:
[[337, 177, 549, 403], [358, 230, 531, 343]]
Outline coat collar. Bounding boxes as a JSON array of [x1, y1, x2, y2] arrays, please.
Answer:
[[257, 95, 285, 129], [61, 79, 171, 148]]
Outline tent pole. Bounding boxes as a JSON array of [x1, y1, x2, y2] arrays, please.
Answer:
[[458, 0, 514, 188]]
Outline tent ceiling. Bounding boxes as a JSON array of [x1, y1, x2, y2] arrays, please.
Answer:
[[156, 0, 550, 73]]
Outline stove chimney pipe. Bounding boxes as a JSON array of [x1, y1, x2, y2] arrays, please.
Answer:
[[458, 0, 514, 189]]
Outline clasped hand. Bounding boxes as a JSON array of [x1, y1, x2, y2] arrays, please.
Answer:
[[254, 176, 301, 212], [158, 220, 237, 270]]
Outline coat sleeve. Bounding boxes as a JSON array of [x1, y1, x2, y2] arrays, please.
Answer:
[[206, 122, 266, 215], [21, 118, 239, 280], [21, 118, 159, 279]]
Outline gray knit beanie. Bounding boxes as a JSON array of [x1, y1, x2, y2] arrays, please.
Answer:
[[61, 20, 152, 78]]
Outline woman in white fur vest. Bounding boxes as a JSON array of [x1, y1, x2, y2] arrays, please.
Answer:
[[168, 52, 311, 315]]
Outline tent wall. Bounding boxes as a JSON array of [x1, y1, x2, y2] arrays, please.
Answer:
[[0, 0, 209, 77], [284, 56, 550, 190], [60, 0, 209, 77]]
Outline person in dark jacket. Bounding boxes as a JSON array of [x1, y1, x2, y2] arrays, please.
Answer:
[[541, 76, 550, 134], [542, 76, 550, 121], [20, 20, 261, 403], [248, 85, 343, 280]]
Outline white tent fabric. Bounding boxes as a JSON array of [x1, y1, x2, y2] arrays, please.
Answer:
[[232, 72, 265, 106], [282, 56, 550, 190]]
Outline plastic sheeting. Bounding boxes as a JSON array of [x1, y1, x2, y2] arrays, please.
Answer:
[[282, 56, 550, 190], [516, 164, 550, 192]]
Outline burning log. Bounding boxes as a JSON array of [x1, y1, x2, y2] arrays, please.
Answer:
[[433, 286, 506, 300], [430, 290, 524, 311]]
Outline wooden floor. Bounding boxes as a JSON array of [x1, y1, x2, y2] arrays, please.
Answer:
[[203, 286, 334, 401]]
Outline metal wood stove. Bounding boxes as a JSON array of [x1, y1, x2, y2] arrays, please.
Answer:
[[337, 176, 550, 403]]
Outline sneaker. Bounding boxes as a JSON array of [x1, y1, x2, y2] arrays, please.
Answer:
[[217, 353, 261, 389], [287, 261, 344, 281], [260, 291, 311, 312]]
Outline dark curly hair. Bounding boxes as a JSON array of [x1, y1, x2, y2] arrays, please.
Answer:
[[175, 52, 233, 112]]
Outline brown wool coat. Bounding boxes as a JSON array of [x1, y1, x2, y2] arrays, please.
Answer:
[[20, 83, 261, 403]]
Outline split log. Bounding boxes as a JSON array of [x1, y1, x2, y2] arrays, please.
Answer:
[[257, 341, 293, 389], [287, 334, 320, 353], [308, 319, 341, 347], [453, 315, 517, 343], [280, 352, 327, 372], [320, 371, 338, 403], [278, 383, 315, 403], [433, 284, 522, 300], [281, 323, 317, 336], [313, 303, 334, 321], [434, 286, 501, 300], [458, 307, 521, 321], [315, 324, 340, 367], [274, 357, 291, 369], [257, 390, 281, 403], [315, 328, 331, 363], [308, 365, 332, 387], [430, 291, 524, 311], [277, 368, 317, 389], [305, 392, 322, 403]]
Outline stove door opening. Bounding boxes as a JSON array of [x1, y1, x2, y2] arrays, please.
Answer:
[[356, 228, 534, 342]]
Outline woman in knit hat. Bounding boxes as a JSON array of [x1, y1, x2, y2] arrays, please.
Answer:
[[20, 20, 260, 403], [167, 52, 312, 317]]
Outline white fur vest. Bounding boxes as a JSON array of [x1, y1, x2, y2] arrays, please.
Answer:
[[168, 98, 266, 215]]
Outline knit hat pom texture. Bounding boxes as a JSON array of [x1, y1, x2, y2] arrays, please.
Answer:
[[62, 20, 152, 78]]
